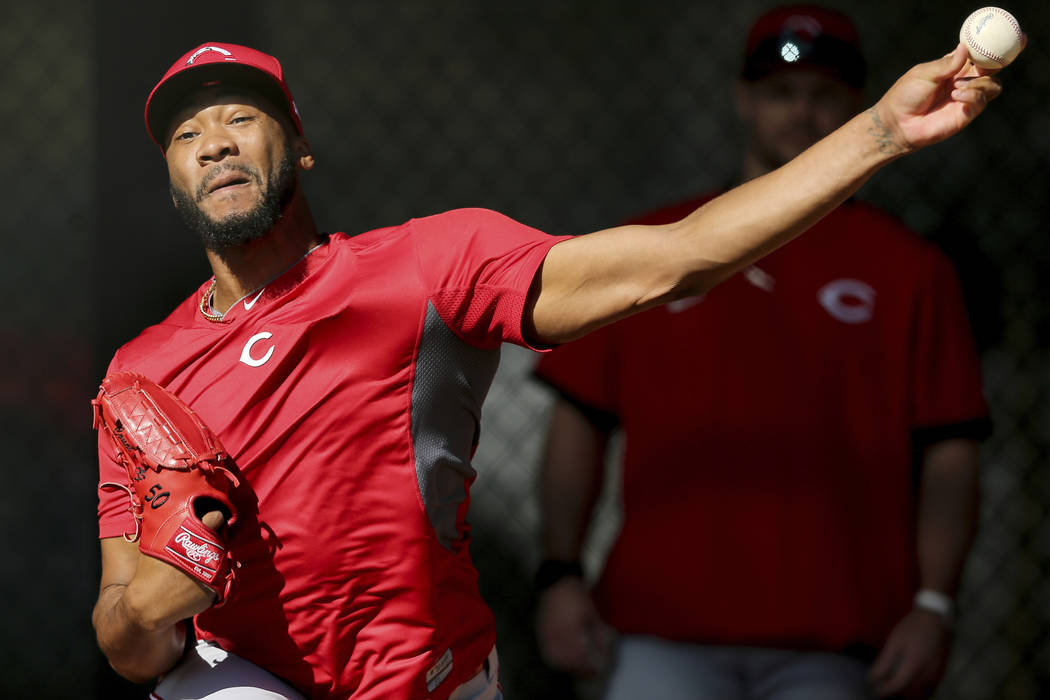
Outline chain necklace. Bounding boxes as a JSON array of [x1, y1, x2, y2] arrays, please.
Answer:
[[199, 240, 326, 323], [199, 278, 225, 322]]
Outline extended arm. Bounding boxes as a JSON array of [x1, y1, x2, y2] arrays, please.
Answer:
[[527, 45, 1004, 344], [869, 438, 981, 697]]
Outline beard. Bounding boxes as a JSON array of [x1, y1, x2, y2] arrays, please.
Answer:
[[170, 147, 298, 252]]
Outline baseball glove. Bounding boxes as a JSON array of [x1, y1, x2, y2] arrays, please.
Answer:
[[93, 371, 240, 603]]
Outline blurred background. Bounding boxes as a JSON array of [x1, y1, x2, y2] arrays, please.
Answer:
[[1, 0, 1046, 697]]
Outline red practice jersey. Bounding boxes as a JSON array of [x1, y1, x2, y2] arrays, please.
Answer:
[[98, 208, 567, 700], [535, 196, 989, 652]]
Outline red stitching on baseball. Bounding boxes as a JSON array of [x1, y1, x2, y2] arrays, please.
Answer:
[[965, 8, 1022, 66]]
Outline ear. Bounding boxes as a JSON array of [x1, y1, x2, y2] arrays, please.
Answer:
[[293, 137, 315, 170]]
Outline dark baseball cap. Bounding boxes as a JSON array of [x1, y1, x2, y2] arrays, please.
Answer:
[[145, 42, 303, 147], [742, 5, 866, 89]]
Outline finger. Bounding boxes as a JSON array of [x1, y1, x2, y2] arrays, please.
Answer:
[[586, 622, 616, 671], [537, 613, 593, 672], [873, 651, 919, 697], [554, 638, 589, 670], [951, 78, 1002, 110], [868, 644, 897, 682], [582, 631, 604, 673], [537, 629, 584, 670], [925, 43, 970, 80], [949, 87, 993, 109], [202, 510, 226, 531]]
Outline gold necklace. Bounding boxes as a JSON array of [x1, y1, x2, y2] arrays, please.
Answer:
[[199, 279, 224, 322], [198, 240, 327, 323]]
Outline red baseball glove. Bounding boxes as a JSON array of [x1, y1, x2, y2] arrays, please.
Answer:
[[93, 371, 240, 603]]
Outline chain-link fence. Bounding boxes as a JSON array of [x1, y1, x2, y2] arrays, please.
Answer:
[[1, 1, 1046, 698], [0, 2, 100, 697]]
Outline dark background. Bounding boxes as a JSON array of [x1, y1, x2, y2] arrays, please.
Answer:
[[1, 1, 1046, 698]]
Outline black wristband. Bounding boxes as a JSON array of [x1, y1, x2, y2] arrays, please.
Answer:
[[534, 559, 584, 593]]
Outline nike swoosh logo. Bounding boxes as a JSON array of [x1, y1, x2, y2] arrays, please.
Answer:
[[243, 289, 266, 310]]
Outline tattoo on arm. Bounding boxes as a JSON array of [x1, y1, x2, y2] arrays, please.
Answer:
[[866, 107, 905, 155]]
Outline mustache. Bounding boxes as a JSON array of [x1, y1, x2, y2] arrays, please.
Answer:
[[194, 163, 263, 202]]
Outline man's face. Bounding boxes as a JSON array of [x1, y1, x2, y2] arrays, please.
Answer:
[[164, 88, 304, 251], [736, 69, 862, 171]]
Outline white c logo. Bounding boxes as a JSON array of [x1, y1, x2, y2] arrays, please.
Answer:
[[240, 332, 275, 367], [186, 46, 236, 65], [817, 279, 876, 324]]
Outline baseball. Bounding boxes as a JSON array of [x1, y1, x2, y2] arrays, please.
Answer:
[[959, 7, 1023, 69]]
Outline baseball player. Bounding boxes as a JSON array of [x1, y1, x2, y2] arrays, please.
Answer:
[[533, 7, 993, 700], [92, 37, 1008, 700]]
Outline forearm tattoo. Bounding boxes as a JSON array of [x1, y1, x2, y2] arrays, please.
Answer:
[[866, 107, 905, 155]]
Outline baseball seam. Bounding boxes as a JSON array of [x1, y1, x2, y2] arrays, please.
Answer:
[[964, 8, 1022, 66]]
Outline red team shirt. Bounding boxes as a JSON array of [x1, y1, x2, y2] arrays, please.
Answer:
[[97, 208, 568, 700], [535, 196, 989, 652]]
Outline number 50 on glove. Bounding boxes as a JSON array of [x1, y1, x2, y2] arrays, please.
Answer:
[[93, 371, 240, 602]]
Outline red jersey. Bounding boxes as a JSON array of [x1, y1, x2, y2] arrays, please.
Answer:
[[98, 208, 567, 700], [534, 196, 989, 651]]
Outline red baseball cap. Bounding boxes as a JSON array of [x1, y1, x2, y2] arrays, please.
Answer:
[[741, 5, 866, 88], [145, 42, 303, 147]]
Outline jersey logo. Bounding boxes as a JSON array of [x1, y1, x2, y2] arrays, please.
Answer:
[[240, 331, 275, 367], [243, 289, 266, 311], [817, 279, 876, 324]]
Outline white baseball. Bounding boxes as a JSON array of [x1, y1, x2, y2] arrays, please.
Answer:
[[959, 7, 1023, 69]]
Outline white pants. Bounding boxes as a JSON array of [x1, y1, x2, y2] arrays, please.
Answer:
[[448, 646, 501, 700], [152, 640, 502, 700], [601, 635, 873, 700]]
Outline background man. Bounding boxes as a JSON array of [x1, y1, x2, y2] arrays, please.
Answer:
[[92, 31, 1003, 700], [534, 6, 991, 699]]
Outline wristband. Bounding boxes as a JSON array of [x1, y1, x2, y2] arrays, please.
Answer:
[[914, 589, 955, 627], [534, 559, 584, 593]]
